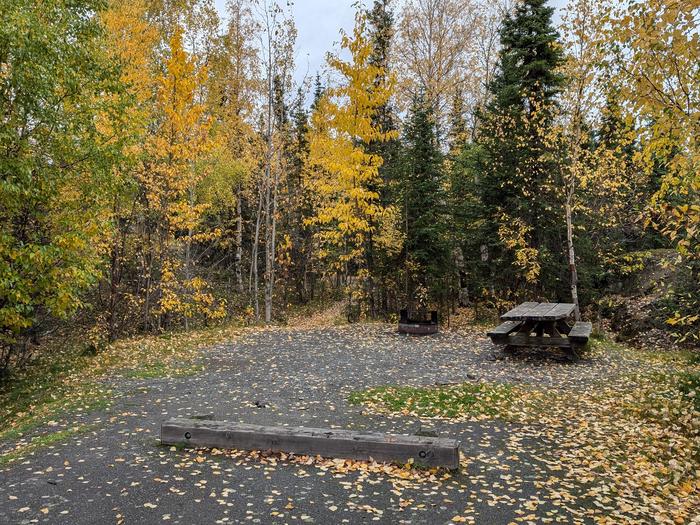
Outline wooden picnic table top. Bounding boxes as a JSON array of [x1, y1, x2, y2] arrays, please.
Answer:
[[501, 302, 576, 322]]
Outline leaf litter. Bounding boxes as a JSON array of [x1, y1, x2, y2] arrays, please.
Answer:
[[0, 323, 697, 523]]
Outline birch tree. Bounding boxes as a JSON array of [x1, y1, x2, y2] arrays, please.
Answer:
[[556, 0, 607, 319], [605, 0, 700, 341], [306, 11, 397, 320], [395, 0, 481, 135], [252, 0, 296, 323]]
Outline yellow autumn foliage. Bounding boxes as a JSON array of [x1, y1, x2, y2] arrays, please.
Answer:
[[306, 12, 398, 275]]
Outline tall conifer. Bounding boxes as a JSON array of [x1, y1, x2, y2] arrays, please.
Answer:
[[401, 96, 449, 311], [476, 0, 565, 295]]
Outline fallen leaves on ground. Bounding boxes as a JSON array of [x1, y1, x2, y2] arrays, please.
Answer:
[[0, 323, 245, 463], [352, 338, 700, 524]]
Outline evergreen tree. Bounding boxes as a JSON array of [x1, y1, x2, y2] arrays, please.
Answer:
[[449, 142, 490, 303], [475, 0, 565, 297], [310, 74, 325, 111], [367, 0, 397, 160], [366, 0, 399, 192], [286, 89, 313, 303], [365, 0, 401, 316], [401, 95, 449, 312], [306, 11, 396, 321], [448, 88, 468, 155]]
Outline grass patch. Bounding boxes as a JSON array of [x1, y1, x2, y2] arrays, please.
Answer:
[[0, 423, 95, 467], [349, 382, 515, 419], [0, 323, 244, 446], [124, 362, 204, 379], [0, 393, 110, 443]]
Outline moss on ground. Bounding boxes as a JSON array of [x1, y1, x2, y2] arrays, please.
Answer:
[[349, 382, 515, 419], [0, 424, 96, 467]]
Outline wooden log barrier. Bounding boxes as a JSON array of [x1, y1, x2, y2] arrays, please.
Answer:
[[161, 418, 461, 469]]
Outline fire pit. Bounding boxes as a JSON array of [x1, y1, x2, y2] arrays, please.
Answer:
[[398, 309, 439, 335]]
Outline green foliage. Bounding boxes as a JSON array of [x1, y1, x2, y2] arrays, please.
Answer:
[[399, 95, 450, 309], [465, 0, 566, 298], [656, 286, 700, 345], [449, 143, 491, 295], [0, 0, 695, 379], [0, 0, 122, 364]]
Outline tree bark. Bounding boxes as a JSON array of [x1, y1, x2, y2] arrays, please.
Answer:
[[250, 181, 263, 320], [234, 185, 244, 294], [566, 198, 580, 321], [184, 187, 195, 331], [264, 165, 278, 324]]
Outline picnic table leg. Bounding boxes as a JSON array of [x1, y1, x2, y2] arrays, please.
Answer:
[[517, 321, 536, 335], [568, 345, 581, 362], [556, 319, 572, 335], [541, 321, 579, 360], [535, 322, 545, 337], [542, 321, 561, 337]]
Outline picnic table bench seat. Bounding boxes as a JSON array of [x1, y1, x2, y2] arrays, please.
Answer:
[[486, 321, 521, 339], [568, 321, 592, 344]]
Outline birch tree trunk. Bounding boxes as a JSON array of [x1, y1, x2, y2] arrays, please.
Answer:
[[250, 182, 263, 320], [566, 196, 580, 321], [264, 166, 278, 323], [184, 187, 195, 331], [254, 0, 295, 323], [263, 34, 274, 324], [234, 185, 244, 294], [263, 163, 272, 323]]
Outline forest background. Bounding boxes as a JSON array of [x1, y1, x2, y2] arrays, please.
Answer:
[[1, 0, 698, 375]]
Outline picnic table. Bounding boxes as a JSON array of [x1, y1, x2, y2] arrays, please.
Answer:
[[487, 302, 592, 359]]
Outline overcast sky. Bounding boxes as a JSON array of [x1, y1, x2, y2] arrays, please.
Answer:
[[213, 0, 569, 87]]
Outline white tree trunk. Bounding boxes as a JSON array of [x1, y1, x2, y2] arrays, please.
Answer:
[[250, 183, 263, 320], [263, 162, 273, 323], [262, 5, 275, 324], [234, 185, 244, 294], [566, 198, 580, 321]]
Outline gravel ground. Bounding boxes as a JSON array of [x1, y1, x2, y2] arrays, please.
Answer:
[[0, 324, 645, 525]]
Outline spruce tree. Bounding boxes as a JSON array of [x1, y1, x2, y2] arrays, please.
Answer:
[[310, 74, 325, 111], [401, 95, 449, 312], [449, 142, 490, 302], [448, 88, 468, 156], [365, 0, 401, 315], [476, 0, 565, 297], [367, 0, 397, 158], [286, 89, 313, 302]]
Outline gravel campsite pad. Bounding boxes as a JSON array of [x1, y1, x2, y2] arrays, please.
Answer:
[[0, 325, 697, 524]]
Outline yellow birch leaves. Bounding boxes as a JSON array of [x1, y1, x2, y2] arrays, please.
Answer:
[[145, 26, 224, 323], [306, 12, 398, 271], [606, 0, 700, 261]]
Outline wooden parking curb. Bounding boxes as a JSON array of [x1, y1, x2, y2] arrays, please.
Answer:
[[161, 418, 461, 469]]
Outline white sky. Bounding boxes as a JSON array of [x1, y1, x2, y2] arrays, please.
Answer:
[[214, 0, 569, 88]]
